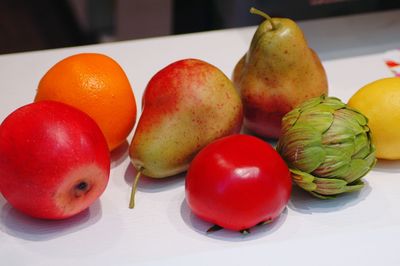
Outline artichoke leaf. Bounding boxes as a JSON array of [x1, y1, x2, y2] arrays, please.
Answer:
[[313, 177, 352, 195], [343, 159, 371, 183], [352, 132, 370, 159], [302, 104, 337, 114], [345, 179, 365, 193], [288, 146, 325, 173], [363, 125, 370, 133], [346, 107, 369, 126], [296, 110, 333, 133], [313, 146, 352, 178], [364, 147, 377, 168], [314, 177, 365, 196], [321, 96, 346, 110], [314, 176, 348, 186], [314, 164, 351, 180], [277, 125, 325, 172], [322, 120, 355, 145], [327, 141, 355, 157], [346, 148, 377, 183], [334, 109, 366, 135], [297, 96, 324, 111], [281, 108, 301, 134], [290, 169, 317, 191]]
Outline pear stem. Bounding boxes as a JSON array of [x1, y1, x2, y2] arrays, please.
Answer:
[[250, 7, 276, 30], [129, 168, 142, 209]]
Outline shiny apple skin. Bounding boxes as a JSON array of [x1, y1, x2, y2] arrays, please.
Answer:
[[0, 101, 110, 219]]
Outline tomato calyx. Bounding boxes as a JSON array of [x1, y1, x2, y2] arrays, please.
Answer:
[[206, 218, 273, 235], [206, 224, 223, 233], [206, 224, 250, 235]]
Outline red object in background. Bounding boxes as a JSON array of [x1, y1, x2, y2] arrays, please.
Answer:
[[386, 60, 400, 68], [185, 134, 292, 231]]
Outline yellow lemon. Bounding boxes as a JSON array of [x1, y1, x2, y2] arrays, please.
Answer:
[[348, 77, 400, 160]]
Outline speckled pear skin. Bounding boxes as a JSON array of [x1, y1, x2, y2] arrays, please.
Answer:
[[233, 16, 328, 139], [129, 59, 243, 178]]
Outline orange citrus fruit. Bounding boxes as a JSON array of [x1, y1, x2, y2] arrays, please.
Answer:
[[35, 53, 137, 151], [348, 77, 400, 160]]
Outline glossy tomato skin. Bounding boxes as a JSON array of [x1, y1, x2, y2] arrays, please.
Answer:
[[185, 134, 291, 231]]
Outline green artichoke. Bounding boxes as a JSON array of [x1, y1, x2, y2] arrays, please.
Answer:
[[276, 96, 376, 199]]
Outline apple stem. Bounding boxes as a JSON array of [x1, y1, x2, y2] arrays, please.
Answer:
[[250, 7, 276, 30], [129, 168, 142, 209]]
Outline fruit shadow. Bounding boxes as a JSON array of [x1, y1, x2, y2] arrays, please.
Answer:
[[372, 159, 400, 174], [110, 140, 129, 169], [0, 200, 102, 241], [179, 198, 288, 242], [124, 163, 185, 193], [288, 181, 372, 214]]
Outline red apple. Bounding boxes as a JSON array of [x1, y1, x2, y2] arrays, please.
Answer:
[[0, 101, 110, 219]]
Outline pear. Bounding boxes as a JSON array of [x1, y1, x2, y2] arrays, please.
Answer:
[[233, 8, 328, 139], [128, 59, 243, 207]]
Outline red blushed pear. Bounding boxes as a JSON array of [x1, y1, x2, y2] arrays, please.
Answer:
[[128, 59, 243, 208], [233, 8, 328, 138], [0, 101, 110, 219]]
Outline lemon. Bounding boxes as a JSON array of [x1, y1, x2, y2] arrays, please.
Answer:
[[348, 77, 400, 160]]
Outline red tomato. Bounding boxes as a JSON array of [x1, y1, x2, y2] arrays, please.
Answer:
[[185, 134, 292, 231]]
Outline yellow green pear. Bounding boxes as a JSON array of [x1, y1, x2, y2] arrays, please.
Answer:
[[233, 8, 328, 138], [130, 59, 243, 178], [128, 59, 243, 208]]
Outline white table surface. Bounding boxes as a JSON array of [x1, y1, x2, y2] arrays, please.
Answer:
[[1, 9, 400, 266]]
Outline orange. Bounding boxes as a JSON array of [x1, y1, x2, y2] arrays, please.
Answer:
[[35, 53, 137, 151]]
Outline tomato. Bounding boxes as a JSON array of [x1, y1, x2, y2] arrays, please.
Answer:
[[185, 134, 292, 231]]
